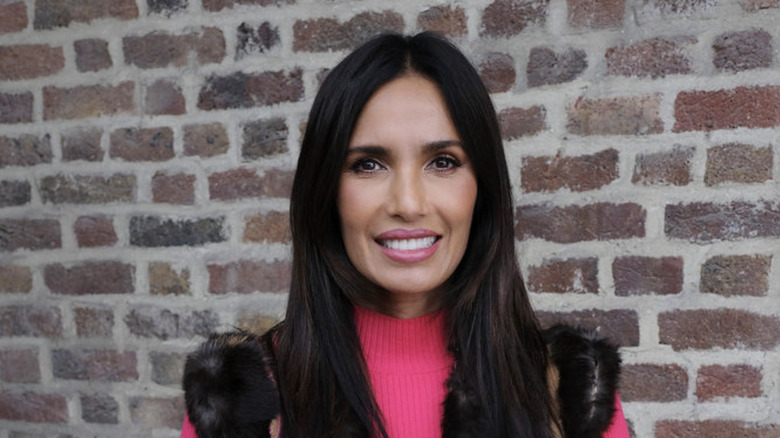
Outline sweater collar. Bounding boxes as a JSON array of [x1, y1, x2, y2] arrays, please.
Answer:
[[353, 305, 453, 374]]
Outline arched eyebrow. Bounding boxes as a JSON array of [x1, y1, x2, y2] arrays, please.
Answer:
[[347, 140, 463, 156]]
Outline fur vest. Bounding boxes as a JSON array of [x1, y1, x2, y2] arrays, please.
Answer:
[[183, 324, 620, 438]]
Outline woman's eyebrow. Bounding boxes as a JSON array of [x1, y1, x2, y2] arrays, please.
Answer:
[[424, 140, 463, 153], [346, 145, 388, 156]]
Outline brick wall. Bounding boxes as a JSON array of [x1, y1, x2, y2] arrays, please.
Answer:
[[0, 0, 778, 436]]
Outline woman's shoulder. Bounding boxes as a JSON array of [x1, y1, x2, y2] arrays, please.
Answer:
[[543, 324, 622, 437], [182, 329, 281, 438]]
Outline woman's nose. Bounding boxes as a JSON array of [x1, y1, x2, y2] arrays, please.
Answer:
[[387, 171, 427, 220]]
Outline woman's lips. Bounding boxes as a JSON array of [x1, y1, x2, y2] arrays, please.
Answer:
[[375, 229, 441, 263]]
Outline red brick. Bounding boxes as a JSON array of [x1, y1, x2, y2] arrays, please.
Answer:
[[665, 201, 780, 242], [149, 262, 190, 296], [527, 258, 598, 294], [243, 211, 290, 243], [62, 128, 103, 162], [44, 82, 135, 120], [109, 127, 174, 162], [209, 168, 293, 200], [0, 44, 64, 81], [198, 69, 304, 110], [129, 216, 225, 247], [0, 265, 32, 293], [0, 349, 40, 383], [74, 307, 114, 337], [52, 349, 137, 381], [0, 305, 62, 338], [124, 306, 218, 339], [0, 180, 31, 208], [696, 364, 762, 401], [537, 309, 639, 346], [567, 94, 663, 136], [613, 256, 683, 296], [527, 47, 587, 87], [0, 218, 61, 252], [674, 86, 780, 132], [183, 123, 229, 157], [236, 22, 280, 60], [293, 11, 404, 52], [0, 391, 67, 423], [203, 0, 292, 11], [152, 172, 195, 205], [81, 393, 118, 424], [516, 202, 645, 243], [74, 38, 112, 72], [129, 396, 185, 429], [481, 0, 549, 37], [713, 30, 772, 72], [620, 364, 688, 402], [0, 134, 52, 168], [143, 79, 185, 115], [74, 215, 117, 247], [44, 261, 134, 295], [743, 0, 780, 11], [479, 52, 516, 93], [606, 37, 693, 78], [33, 0, 138, 30], [498, 106, 546, 139], [701, 255, 770, 297], [123, 27, 224, 69], [659, 309, 780, 350], [242, 118, 288, 159], [0, 2, 27, 34], [417, 5, 467, 37], [656, 420, 779, 438], [705, 143, 772, 186], [40, 174, 135, 204], [0, 92, 33, 124], [632, 145, 693, 186], [568, 0, 625, 29], [521, 149, 618, 193], [208, 260, 291, 294]]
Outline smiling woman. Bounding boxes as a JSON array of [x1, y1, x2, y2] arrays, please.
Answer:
[[181, 32, 629, 438], [338, 75, 477, 318]]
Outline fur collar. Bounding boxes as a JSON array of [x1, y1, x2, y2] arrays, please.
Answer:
[[183, 325, 620, 438]]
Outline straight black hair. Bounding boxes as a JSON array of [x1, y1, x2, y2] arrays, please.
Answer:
[[277, 32, 557, 437]]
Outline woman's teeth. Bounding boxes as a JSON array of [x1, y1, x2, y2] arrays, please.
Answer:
[[380, 237, 436, 250]]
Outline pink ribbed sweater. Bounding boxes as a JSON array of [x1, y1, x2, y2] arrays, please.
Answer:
[[180, 306, 629, 437]]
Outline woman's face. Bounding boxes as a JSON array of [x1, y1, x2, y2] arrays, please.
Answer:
[[337, 75, 478, 316]]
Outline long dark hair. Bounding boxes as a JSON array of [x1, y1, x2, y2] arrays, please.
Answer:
[[277, 32, 556, 437]]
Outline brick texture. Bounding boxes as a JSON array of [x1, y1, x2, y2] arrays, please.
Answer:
[[527, 258, 598, 294], [2, 1, 779, 435], [521, 149, 618, 193], [700, 255, 770, 297], [620, 364, 688, 402], [696, 364, 762, 401], [659, 309, 780, 350], [527, 47, 587, 87], [674, 86, 780, 132]]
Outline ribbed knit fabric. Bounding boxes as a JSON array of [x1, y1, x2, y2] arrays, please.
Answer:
[[354, 305, 454, 438]]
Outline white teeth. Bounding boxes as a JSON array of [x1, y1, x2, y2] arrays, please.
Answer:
[[381, 237, 436, 250]]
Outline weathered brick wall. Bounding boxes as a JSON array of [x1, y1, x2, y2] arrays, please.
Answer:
[[0, 0, 778, 437]]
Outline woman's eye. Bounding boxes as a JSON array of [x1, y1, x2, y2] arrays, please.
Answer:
[[430, 156, 460, 171], [350, 158, 382, 173]]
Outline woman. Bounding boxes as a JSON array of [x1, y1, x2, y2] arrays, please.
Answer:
[[181, 32, 629, 437]]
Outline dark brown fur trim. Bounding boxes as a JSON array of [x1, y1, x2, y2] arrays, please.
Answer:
[[183, 330, 280, 438], [544, 325, 621, 438]]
